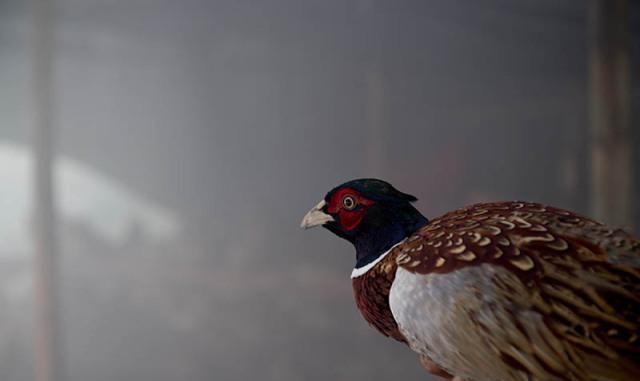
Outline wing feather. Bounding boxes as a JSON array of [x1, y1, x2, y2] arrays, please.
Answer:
[[390, 202, 640, 381]]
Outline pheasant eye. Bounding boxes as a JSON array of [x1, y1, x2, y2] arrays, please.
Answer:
[[342, 195, 356, 210]]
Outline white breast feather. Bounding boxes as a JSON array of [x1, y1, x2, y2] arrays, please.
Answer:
[[389, 264, 555, 381]]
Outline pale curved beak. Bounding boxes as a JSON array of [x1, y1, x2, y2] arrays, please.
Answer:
[[300, 200, 334, 229]]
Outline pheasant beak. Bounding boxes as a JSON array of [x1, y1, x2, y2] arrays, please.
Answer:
[[301, 200, 334, 229]]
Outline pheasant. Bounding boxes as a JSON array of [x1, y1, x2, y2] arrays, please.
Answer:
[[301, 178, 640, 381]]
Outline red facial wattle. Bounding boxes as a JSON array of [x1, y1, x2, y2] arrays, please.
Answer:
[[326, 187, 374, 232]]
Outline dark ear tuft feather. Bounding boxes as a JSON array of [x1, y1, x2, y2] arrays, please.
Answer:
[[403, 194, 418, 202]]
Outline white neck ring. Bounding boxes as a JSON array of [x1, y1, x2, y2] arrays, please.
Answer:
[[350, 238, 406, 279]]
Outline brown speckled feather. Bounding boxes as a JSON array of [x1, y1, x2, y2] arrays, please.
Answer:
[[392, 202, 640, 380], [352, 253, 406, 342]]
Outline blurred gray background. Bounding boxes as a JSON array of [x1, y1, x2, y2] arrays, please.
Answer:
[[0, 1, 638, 380]]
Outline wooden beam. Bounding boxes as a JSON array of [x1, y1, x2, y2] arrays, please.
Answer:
[[589, 0, 633, 229], [30, 0, 63, 380], [364, 63, 389, 176]]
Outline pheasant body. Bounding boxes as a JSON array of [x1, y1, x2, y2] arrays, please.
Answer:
[[302, 179, 640, 381]]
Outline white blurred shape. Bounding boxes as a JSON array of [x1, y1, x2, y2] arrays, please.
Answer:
[[0, 141, 180, 255]]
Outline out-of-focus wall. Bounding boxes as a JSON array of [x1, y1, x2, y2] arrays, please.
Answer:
[[0, 1, 637, 381]]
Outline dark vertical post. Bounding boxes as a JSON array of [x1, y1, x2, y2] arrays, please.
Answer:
[[357, 0, 389, 176], [364, 63, 389, 175], [589, 0, 633, 229], [30, 0, 63, 381]]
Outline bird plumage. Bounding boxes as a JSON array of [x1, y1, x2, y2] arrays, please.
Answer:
[[389, 201, 640, 381], [302, 179, 640, 381]]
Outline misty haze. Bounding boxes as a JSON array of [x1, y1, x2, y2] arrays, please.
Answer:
[[0, 1, 638, 381]]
